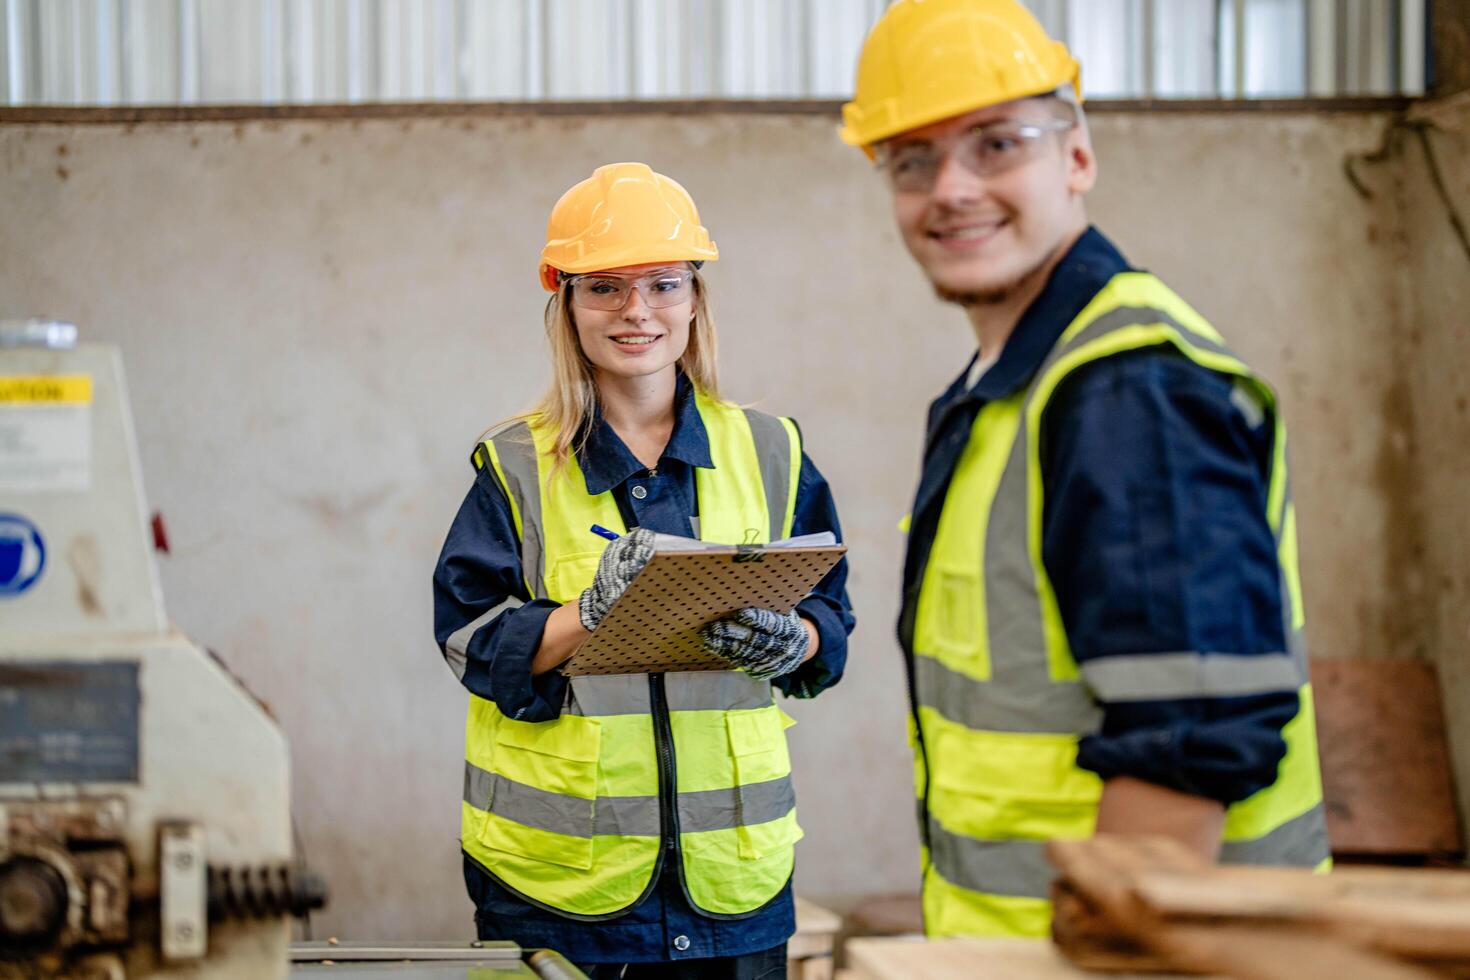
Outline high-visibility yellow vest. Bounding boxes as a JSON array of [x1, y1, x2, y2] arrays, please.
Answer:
[[912, 272, 1330, 938], [462, 390, 805, 918]]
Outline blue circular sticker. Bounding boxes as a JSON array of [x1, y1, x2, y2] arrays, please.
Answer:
[[0, 513, 46, 597]]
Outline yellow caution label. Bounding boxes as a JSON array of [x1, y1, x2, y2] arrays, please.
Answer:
[[0, 375, 93, 404]]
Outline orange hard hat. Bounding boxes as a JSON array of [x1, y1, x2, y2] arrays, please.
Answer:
[[538, 162, 719, 292]]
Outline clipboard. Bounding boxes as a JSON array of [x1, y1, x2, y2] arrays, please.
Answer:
[[562, 543, 847, 676]]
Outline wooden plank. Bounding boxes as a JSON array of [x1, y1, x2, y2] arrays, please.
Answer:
[[1050, 837, 1470, 975], [1051, 880, 1179, 974], [1153, 924, 1442, 980], [1048, 835, 1207, 927], [1310, 657, 1463, 856], [1131, 865, 1470, 961], [845, 937, 1207, 980]]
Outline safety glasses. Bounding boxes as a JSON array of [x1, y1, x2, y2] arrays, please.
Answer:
[[878, 118, 1077, 193], [564, 267, 696, 311]]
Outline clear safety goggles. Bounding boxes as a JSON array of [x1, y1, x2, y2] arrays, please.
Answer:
[[563, 267, 696, 311], [877, 118, 1077, 193]]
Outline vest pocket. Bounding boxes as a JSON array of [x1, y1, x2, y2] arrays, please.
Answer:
[[916, 563, 988, 671], [726, 708, 800, 859], [545, 549, 607, 605], [929, 727, 1101, 841], [478, 715, 602, 871]]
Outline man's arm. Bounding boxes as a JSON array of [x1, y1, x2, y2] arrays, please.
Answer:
[[1041, 347, 1301, 859], [1094, 776, 1224, 860]]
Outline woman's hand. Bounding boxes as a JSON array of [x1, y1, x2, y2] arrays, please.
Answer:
[[533, 528, 657, 677], [699, 607, 814, 680], [577, 527, 657, 631]]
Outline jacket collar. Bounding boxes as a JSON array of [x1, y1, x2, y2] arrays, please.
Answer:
[[577, 372, 715, 495]]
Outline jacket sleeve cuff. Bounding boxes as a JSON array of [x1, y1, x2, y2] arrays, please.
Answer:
[[776, 598, 849, 699], [487, 600, 570, 722], [1075, 692, 1301, 804]]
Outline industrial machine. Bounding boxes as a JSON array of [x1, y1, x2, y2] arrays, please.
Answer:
[[1, 322, 324, 977], [0, 323, 584, 979]]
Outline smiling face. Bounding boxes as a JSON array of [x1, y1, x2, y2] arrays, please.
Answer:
[[886, 97, 1096, 305], [568, 263, 695, 383]]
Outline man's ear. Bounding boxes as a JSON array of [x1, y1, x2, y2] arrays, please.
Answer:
[[1066, 130, 1098, 196]]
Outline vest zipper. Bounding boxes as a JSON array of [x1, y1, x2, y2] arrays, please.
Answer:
[[649, 672, 682, 877], [653, 670, 787, 922]]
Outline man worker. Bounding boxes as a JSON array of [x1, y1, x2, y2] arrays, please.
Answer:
[[840, 0, 1330, 938]]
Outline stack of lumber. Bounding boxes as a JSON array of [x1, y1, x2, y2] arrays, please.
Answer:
[[1048, 836, 1470, 979]]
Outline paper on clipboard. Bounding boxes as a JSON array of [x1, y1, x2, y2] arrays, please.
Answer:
[[562, 533, 846, 677]]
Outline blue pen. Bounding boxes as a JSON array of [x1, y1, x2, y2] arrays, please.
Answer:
[[590, 524, 621, 542]]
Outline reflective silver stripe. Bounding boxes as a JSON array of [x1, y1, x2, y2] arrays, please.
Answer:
[[1272, 450, 1293, 534], [743, 408, 793, 543], [488, 423, 548, 601], [914, 653, 1100, 735], [464, 760, 495, 812], [927, 819, 1053, 900], [1276, 477, 1309, 673], [1286, 616, 1308, 667], [566, 672, 772, 717], [566, 674, 650, 717], [595, 795, 662, 837], [1052, 305, 1236, 364], [486, 769, 597, 838], [1230, 382, 1267, 429], [443, 597, 524, 680], [1080, 652, 1303, 702], [665, 671, 773, 713], [1221, 802, 1330, 867], [679, 776, 796, 833], [464, 763, 794, 838], [982, 395, 1056, 687], [464, 763, 658, 838]]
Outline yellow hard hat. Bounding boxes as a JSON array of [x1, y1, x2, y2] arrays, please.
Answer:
[[538, 162, 719, 292], [840, 0, 1081, 157]]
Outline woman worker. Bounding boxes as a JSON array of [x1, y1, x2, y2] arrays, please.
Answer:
[[433, 162, 854, 979]]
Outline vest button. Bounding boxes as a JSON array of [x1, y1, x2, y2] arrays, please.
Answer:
[[631, 485, 648, 500], [673, 935, 690, 952]]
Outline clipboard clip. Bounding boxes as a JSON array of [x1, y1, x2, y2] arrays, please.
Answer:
[[734, 528, 765, 563]]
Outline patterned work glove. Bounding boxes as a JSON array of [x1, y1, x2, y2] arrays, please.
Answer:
[[699, 607, 810, 680], [577, 528, 656, 632]]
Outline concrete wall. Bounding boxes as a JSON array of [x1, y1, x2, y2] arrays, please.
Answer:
[[1390, 92, 1470, 828], [0, 105, 1411, 940]]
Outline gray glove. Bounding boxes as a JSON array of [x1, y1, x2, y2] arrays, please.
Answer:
[[699, 607, 810, 680], [577, 528, 656, 632]]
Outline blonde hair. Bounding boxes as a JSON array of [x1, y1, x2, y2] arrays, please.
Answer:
[[490, 270, 721, 473]]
